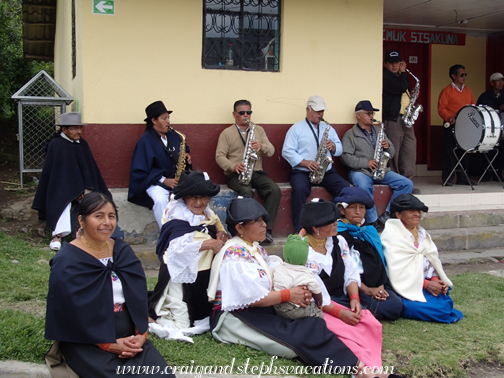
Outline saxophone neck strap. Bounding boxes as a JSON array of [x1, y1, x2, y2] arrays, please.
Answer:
[[305, 118, 320, 149], [149, 128, 178, 164]]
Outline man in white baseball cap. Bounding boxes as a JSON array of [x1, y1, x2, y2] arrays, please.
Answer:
[[477, 72, 504, 112], [282, 95, 349, 232]]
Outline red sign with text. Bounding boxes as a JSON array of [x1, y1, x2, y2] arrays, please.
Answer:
[[383, 29, 466, 46]]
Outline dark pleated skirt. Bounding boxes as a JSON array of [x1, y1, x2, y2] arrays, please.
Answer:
[[61, 311, 173, 378], [211, 306, 359, 369]]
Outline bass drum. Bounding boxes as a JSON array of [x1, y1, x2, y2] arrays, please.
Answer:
[[454, 105, 502, 151]]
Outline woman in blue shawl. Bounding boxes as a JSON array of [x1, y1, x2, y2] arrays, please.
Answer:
[[334, 187, 403, 320]]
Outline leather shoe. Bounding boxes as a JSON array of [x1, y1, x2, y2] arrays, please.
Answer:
[[412, 188, 421, 194]]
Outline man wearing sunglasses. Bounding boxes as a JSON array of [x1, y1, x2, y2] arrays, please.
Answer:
[[438, 64, 476, 186], [216, 99, 280, 243]]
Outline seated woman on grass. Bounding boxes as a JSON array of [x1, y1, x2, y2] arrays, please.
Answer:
[[45, 192, 172, 377], [381, 193, 463, 323], [334, 187, 403, 321], [208, 196, 405, 378]]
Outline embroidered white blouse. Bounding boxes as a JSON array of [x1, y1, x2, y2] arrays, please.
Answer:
[[305, 235, 361, 303], [217, 242, 282, 312]]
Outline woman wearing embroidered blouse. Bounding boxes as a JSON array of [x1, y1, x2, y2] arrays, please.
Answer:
[[45, 192, 171, 377], [299, 199, 385, 371], [381, 194, 463, 323], [208, 197, 403, 378], [148, 171, 228, 335]]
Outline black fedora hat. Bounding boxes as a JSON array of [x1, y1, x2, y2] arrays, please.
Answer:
[[300, 198, 340, 229], [226, 196, 270, 226], [390, 193, 428, 218], [172, 171, 220, 200], [144, 101, 172, 122]]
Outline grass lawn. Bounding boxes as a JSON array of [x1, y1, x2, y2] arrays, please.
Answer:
[[1, 231, 503, 377]]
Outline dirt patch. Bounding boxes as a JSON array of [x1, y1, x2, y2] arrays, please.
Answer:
[[469, 362, 504, 378], [443, 260, 504, 276], [0, 299, 46, 318]]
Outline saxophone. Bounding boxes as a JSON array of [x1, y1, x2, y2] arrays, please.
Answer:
[[402, 69, 423, 128], [309, 118, 333, 184], [238, 120, 258, 185], [372, 119, 390, 181], [170, 127, 192, 180]]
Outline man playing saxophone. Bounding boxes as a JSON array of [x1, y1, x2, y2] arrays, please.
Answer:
[[282, 95, 349, 233], [128, 101, 192, 228], [215, 99, 280, 243], [383, 50, 419, 194], [341, 101, 412, 230]]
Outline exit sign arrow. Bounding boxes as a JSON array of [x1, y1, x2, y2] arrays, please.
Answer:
[[93, 0, 115, 15]]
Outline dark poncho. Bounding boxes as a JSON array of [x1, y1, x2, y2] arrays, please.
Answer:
[[32, 135, 110, 230], [128, 129, 189, 209], [45, 239, 148, 344]]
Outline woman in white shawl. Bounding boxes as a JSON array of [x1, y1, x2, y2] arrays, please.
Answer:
[[381, 194, 463, 323]]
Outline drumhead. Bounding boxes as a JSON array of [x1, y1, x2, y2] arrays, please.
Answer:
[[454, 106, 485, 151]]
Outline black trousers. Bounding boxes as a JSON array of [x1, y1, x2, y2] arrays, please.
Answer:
[[226, 170, 281, 231]]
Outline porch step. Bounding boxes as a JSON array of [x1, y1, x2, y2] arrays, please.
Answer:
[[421, 209, 504, 230], [133, 224, 504, 271]]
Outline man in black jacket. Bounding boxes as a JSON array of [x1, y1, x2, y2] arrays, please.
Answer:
[[382, 49, 418, 193]]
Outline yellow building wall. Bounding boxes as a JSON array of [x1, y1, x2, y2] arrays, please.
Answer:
[[430, 35, 487, 125], [54, 0, 84, 113], [73, 0, 383, 125]]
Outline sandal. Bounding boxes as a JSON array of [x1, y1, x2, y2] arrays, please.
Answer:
[[49, 235, 62, 251]]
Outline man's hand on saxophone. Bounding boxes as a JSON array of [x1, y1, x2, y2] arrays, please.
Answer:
[[299, 159, 319, 172], [234, 162, 246, 174], [163, 178, 179, 189], [184, 153, 192, 165], [249, 140, 262, 152], [325, 139, 336, 154], [367, 160, 379, 171]]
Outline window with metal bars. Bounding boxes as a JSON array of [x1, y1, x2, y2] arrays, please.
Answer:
[[202, 0, 280, 72]]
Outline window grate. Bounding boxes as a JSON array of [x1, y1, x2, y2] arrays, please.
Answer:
[[202, 0, 281, 72]]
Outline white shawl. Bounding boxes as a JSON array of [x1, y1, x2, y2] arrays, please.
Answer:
[[381, 219, 452, 302]]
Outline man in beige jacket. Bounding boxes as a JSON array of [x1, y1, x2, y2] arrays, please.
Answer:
[[215, 99, 280, 243]]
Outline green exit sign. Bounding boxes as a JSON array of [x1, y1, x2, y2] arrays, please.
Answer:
[[93, 0, 115, 15]]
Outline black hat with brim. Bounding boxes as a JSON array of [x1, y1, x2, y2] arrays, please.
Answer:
[[335, 187, 374, 210], [300, 198, 341, 229], [173, 171, 220, 200], [390, 193, 429, 218], [144, 100, 173, 122], [226, 196, 270, 226]]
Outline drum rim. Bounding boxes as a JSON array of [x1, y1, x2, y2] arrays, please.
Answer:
[[454, 105, 501, 151]]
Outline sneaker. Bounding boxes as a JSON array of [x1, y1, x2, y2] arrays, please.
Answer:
[[49, 235, 62, 251], [412, 188, 421, 194], [261, 231, 274, 244]]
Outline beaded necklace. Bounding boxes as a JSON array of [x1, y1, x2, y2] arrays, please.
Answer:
[[81, 235, 111, 259], [307, 234, 327, 254]]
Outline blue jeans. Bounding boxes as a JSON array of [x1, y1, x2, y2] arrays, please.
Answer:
[[348, 170, 413, 223]]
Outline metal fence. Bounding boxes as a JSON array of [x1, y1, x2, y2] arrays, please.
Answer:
[[11, 70, 73, 187]]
